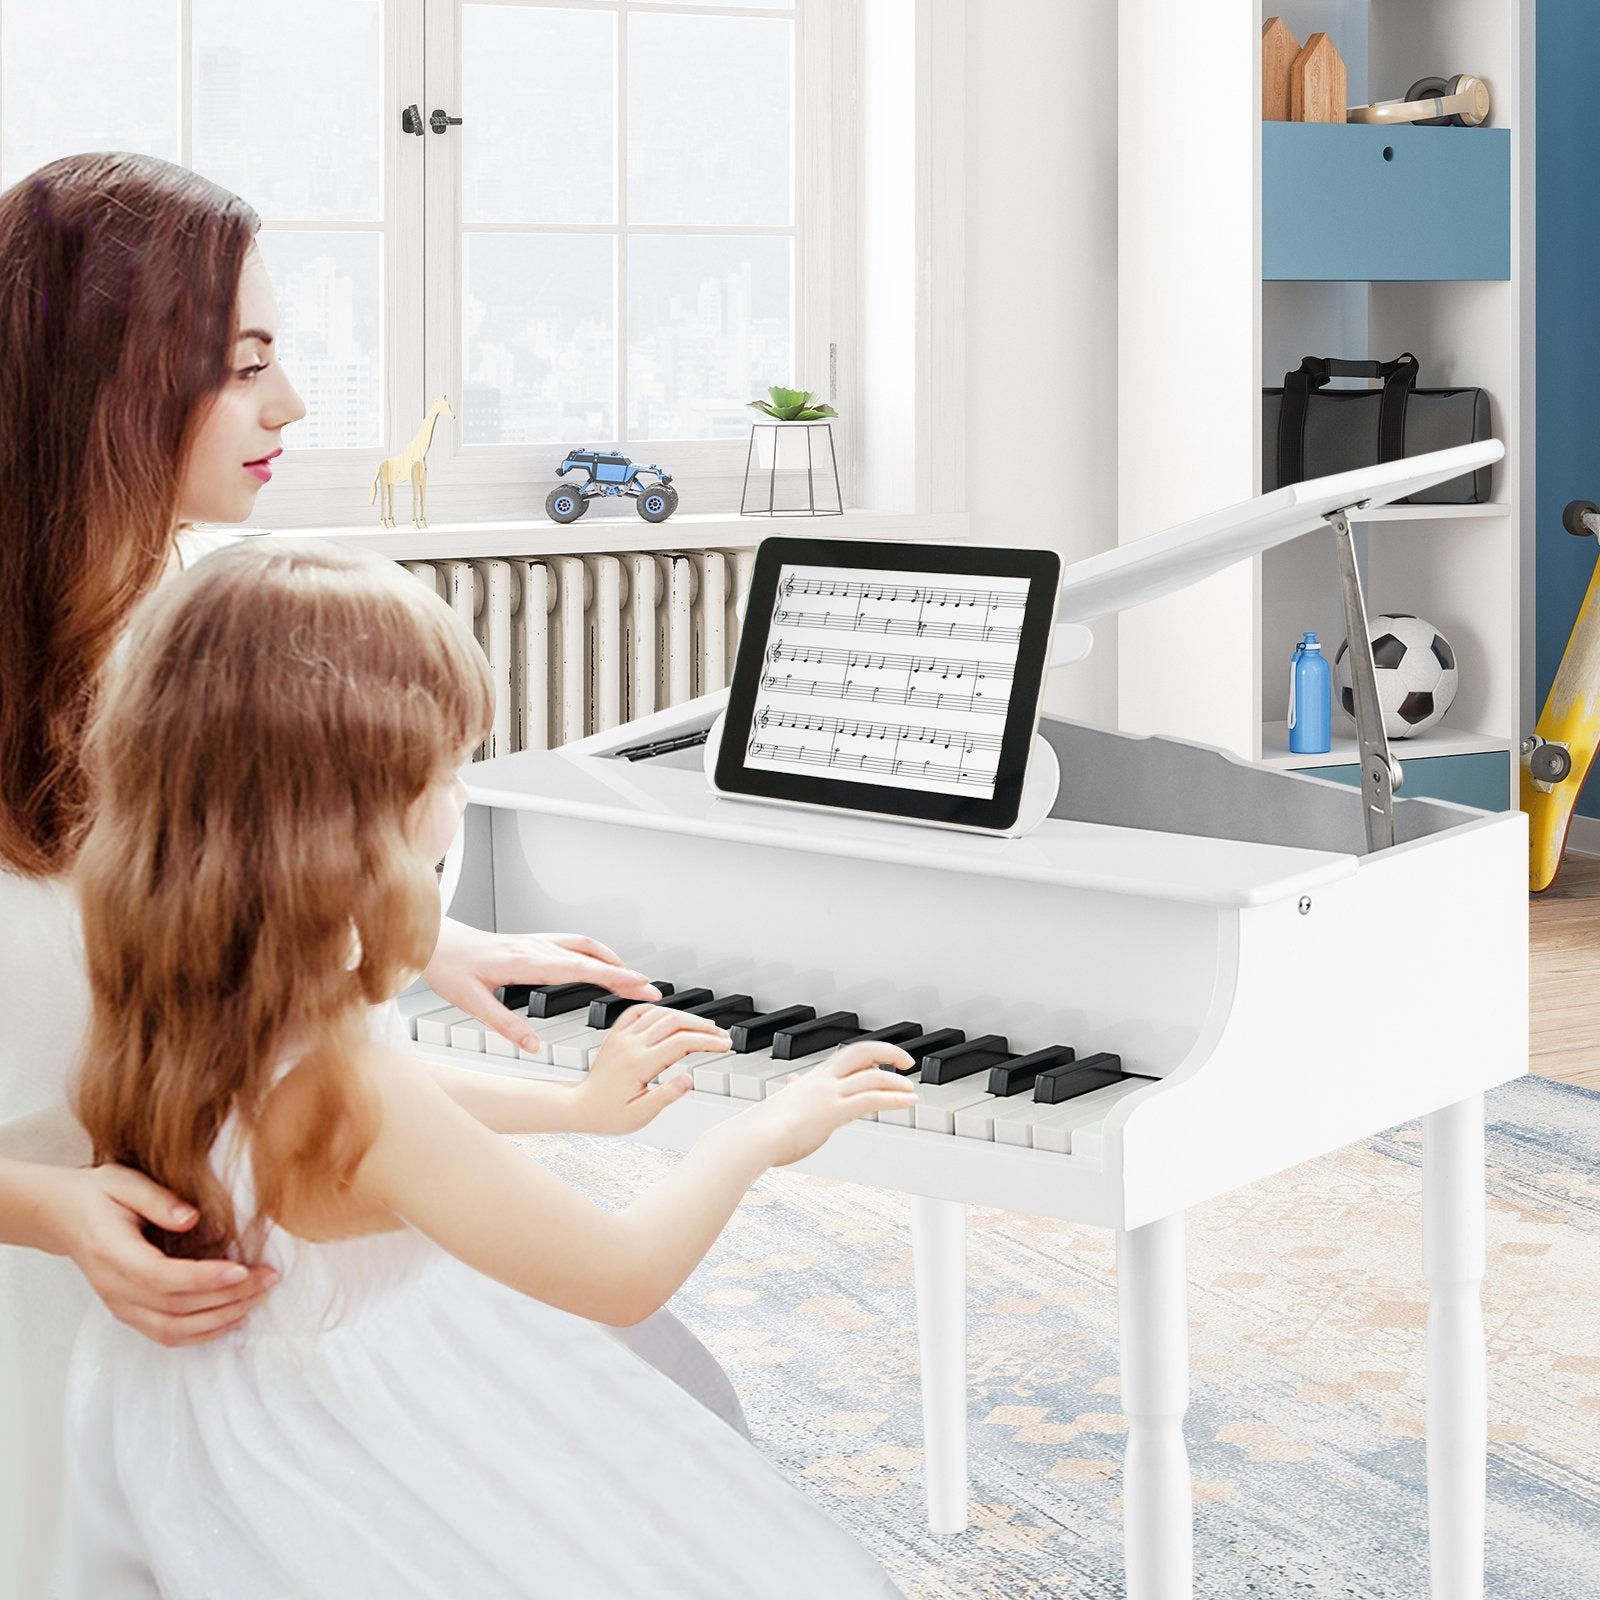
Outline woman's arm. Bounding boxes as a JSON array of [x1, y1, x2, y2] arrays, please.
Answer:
[[422, 1004, 730, 1135], [421, 920, 660, 1053], [351, 1037, 915, 1327], [0, 1157, 277, 1346]]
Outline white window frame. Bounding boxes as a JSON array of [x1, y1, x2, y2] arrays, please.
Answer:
[[407, 0, 848, 521]]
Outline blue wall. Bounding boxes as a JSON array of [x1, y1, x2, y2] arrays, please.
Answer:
[[1538, 3, 1600, 817]]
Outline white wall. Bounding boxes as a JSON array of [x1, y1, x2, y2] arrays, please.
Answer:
[[963, 0, 1120, 725]]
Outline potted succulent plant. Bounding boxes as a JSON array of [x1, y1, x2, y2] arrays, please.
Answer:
[[747, 385, 837, 469]]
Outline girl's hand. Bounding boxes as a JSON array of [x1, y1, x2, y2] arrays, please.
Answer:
[[423, 919, 659, 1054], [574, 1005, 731, 1134], [735, 1041, 917, 1168], [53, 1164, 277, 1347]]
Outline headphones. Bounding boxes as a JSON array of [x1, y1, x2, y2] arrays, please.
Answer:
[[1348, 74, 1491, 127]]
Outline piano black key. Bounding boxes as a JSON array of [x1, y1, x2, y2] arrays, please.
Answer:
[[678, 993, 755, 1027], [587, 982, 678, 1029], [919, 1034, 1012, 1086], [772, 1011, 862, 1061], [729, 1006, 816, 1054], [988, 1045, 1076, 1098], [498, 983, 535, 1012], [527, 982, 613, 1019], [883, 1028, 964, 1074], [854, 1021, 924, 1050], [1032, 1053, 1126, 1105]]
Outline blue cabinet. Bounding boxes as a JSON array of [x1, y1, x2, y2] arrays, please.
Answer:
[[1262, 123, 1510, 281], [1294, 749, 1511, 813]]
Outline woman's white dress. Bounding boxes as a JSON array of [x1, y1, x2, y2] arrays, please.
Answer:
[[58, 1070, 903, 1600], [0, 873, 94, 1600]]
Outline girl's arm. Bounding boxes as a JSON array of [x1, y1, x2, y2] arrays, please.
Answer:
[[423, 1004, 732, 1135], [0, 1157, 277, 1346], [351, 1033, 915, 1327]]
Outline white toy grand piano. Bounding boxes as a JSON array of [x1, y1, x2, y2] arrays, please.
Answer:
[[413, 440, 1522, 1600]]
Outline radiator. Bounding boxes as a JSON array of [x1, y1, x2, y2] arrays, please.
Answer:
[[399, 549, 754, 758]]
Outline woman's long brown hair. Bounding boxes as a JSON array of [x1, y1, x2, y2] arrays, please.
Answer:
[[0, 151, 260, 878], [74, 542, 493, 1260]]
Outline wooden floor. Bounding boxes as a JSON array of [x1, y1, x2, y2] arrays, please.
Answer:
[[1531, 853, 1600, 1091]]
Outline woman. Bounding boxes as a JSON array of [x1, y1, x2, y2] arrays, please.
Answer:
[[0, 151, 739, 1597]]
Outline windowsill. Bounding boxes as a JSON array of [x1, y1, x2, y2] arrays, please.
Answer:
[[247, 508, 971, 560]]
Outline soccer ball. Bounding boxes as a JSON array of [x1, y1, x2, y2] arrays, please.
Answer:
[[1333, 614, 1458, 738]]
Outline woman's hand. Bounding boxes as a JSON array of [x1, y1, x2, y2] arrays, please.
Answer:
[[573, 1005, 731, 1134], [734, 1041, 917, 1168], [423, 919, 659, 1054], [49, 1164, 277, 1347]]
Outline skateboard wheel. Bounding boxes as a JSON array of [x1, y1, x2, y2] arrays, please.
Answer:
[[1530, 743, 1573, 784], [1561, 499, 1600, 539]]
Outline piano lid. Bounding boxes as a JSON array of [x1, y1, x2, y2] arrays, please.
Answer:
[[1054, 441, 1504, 624]]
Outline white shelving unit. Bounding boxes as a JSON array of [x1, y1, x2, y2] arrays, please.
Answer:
[[1118, 0, 1533, 811]]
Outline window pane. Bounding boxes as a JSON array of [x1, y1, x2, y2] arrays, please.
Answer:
[[463, 4, 615, 225], [627, 234, 790, 440], [627, 14, 791, 228], [463, 234, 616, 445], [0, 1, 179, 189], [192, 0, 381, 222], [255, 230, 383, 450]]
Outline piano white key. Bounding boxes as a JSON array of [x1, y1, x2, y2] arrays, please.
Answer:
[[484, 1029, 520, 1059], [913, 1079, 996, 1135], [758, 1047, 839, 1098], [449, 1017, 490, 1053], [1029, 1078, 1150, 1153], [691, 1048, 753, 1096], [550, 1025, 610, 1069], [415, 1006, 473, 1045], [518, 1010, 607, 1064], [954, 1092, 1026, 1142], [726, 1049, 797, 1101], [397, 989, 445, 1039]]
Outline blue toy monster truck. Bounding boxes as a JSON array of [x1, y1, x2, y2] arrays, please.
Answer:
[[546, 448, 678, 524]]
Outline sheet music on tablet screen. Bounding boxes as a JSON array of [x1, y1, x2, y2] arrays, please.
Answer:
[[745, 562, 1030, 800]]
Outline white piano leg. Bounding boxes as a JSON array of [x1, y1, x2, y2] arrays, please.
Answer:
[[911, 1195, 968, 1535], [1423, 1093, 1486, 1600], [1117, 1212, 1192, 1600]]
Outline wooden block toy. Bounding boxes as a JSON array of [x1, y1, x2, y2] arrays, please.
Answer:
[[1261, 17, 1301, 121], [1289, 32, 1347, 124]]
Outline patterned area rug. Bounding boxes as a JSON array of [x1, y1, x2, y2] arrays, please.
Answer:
[[532, 1077, 1600, 1599]]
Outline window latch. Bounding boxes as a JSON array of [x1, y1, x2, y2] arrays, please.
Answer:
[[429, 108, 464, 135], [401, 104, 424, 137]]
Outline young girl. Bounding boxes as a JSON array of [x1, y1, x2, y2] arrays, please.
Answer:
[[0, 149, 740, 1589], [62, 540, 917, 1599]]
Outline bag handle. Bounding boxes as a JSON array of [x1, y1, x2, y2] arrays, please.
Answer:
[[1276, 352, 1419, 487]]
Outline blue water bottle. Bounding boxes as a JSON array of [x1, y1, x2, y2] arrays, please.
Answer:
[[1288, 631, 1331, 754]]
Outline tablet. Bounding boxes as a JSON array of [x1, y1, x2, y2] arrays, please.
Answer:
[[714, 537, 1061, 831]]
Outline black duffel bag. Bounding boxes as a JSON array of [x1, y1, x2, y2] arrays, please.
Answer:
[[1262, 353, 1492, 504]]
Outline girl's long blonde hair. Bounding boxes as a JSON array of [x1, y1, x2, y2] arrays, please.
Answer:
[[74, 542, 492, 1259]]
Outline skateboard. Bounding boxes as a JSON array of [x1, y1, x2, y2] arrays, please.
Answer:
[[1523, 499, 1600, 891]]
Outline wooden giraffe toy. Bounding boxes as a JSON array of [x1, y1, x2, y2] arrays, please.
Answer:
[[369, 396, 454, 528]]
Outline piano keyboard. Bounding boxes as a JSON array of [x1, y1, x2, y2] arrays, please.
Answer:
[[400, 982, 1155, 1159]]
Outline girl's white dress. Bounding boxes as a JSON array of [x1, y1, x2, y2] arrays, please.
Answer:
[[58, 1052, 903, 1600]]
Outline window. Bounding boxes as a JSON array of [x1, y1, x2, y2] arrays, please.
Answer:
[[0, 0, 840, 521], [0, 0, 397, 459]]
